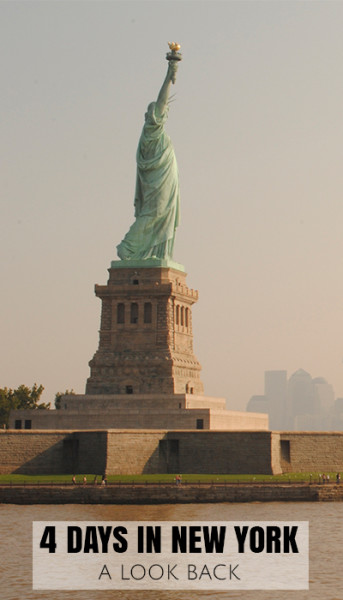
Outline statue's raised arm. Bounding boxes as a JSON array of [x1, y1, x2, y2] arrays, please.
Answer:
[[116, 44, 182, 263], [155, 60, 179, 117]]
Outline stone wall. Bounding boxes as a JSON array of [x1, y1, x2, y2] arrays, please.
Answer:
[[209, 410, 269, 431], [271, 432, 282, 474], [105, 431, 275, 475], [0, 431, 107, 475], [106, 431, 162, 474], [1, 483, 338, 505], [9, 409, 212, 431], [0, 431, 68, 474], [280, 432, 343, 473], [0, 430, 274, 475], [165, 432, 274, 474], [2, 429, 343, 476], [74, 431, 107, 475], [9, 400, 269, 432]]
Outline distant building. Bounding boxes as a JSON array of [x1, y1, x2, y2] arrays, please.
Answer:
[[247, 368, 338, 431], [288, 369, 319, 418], [246, 395, 269, 415], [333, 398, 343, 429], [313, 377, 334, 412], [265, 370, 288, 430]]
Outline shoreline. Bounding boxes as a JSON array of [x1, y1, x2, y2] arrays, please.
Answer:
[[1, 482, 343, 504]]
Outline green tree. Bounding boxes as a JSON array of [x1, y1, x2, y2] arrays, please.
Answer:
[[0, 388, 12, 428], [0, 384, 49, 427], [12, 384, 48, 410], [54, 389, 75, 410]]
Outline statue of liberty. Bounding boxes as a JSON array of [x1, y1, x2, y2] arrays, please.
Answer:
[[117, 44, 182, 261]]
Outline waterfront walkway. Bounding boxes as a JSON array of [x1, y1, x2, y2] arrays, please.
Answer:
[[1, 481, 343, 504]]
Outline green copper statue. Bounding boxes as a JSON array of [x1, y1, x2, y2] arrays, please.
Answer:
[[117, 44, 182, 261]]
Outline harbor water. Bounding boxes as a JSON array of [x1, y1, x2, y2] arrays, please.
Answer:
[[1, 501, 342, 600]]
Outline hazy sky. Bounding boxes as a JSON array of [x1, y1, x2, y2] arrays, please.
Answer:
[[1, 0, 343, 410]]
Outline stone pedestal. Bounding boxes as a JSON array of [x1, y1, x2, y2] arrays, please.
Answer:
[[86, 260, 204, 396], [10, 259, 269, 433]]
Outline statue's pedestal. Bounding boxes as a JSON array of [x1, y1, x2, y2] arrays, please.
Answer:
[[86, 262, 204, 396], [10, 260, 269, 433]]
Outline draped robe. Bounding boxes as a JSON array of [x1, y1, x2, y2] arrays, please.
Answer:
[[117, 103, 180, 260]]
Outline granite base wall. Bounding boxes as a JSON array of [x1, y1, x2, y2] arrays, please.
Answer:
[[105, 431, 274, 474], [2, 430, 343, 476], [280, 432, 343, 473], [0, 430, 274, 475], [0, 431, 107, 475]]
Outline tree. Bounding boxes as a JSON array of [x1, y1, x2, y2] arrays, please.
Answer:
[[55, 389, 75, 410], [0, 384, 49, 427], [0, 388, 12, 429], [12, 384, 48, 410]]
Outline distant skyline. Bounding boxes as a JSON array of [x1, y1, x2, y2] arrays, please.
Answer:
[[247, 367, 339, 431], [1, 1, 342, 411]]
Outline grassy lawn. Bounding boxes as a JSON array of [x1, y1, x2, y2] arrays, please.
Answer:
[[0, 472, 331, 484]]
